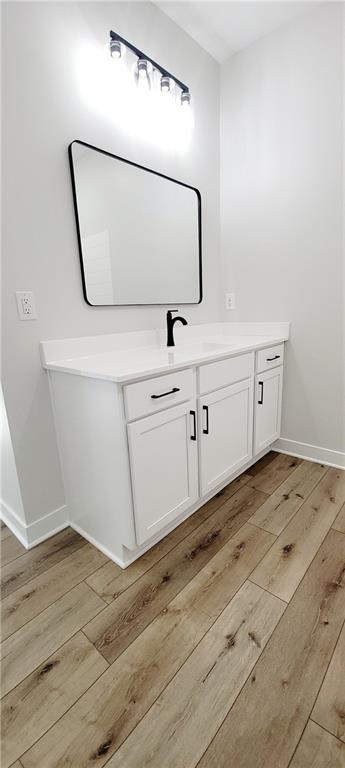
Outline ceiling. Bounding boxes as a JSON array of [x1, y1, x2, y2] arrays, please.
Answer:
[[155, 1, 319, 62]]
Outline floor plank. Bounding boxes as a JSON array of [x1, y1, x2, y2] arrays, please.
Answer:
[[87, 473, 251, 604], [83, 485, 268, 663], [311, 621, 345, 742], [250, 468, 345, 601], [216, 472, 253, 498], [289, 721, 345, 767], [1, 533, 26, 566], [1, 543, 107, 640], [108, 581, 285, 768], [333, 503, 345, 534], [0, 528, 85, 599], [245, 450, 277, 478], [196, 529, 345, 768], [0, 582, 105, 696], [1, 632, 108, 768], [0, 525, 13, 542], [20, 523, 274, 768], [249, 460, 327, 535], [248, 453, 302, 494]]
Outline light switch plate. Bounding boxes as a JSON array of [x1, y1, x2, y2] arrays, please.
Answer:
[[225, 292, 236, 311], [15, 291, 37, 320]]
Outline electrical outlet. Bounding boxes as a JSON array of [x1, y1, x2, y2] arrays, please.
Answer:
[[225, 292, 236, 311], [15, 291, 37, 320]]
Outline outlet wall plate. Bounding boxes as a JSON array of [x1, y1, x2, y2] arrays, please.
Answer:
[[16, 291, 37, 320]]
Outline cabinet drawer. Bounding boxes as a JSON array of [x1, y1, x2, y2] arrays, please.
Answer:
[[199, 353, 254, 395], [124, 368, 196, 421], [256, 344, 284, 373]]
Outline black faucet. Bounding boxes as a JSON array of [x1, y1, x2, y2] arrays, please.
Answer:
[[166, 310, 188, 347]]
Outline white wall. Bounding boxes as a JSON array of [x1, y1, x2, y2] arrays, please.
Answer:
[[0, 386, 26, 526], [221, 3, 345, 459], [2, 1, 221, 526]]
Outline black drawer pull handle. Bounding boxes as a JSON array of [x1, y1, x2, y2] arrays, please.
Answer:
[[151, 387, 180, 400], [258, 381, 264, 405], [266, 355, 280, 361], [203, 405, 209, 435], [190, 410, 197, 441]]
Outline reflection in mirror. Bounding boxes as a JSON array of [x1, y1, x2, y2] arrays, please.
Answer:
[[69, 141, 202, 306]]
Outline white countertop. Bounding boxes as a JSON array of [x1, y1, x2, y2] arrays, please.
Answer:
[[42, 323, 289, 384]]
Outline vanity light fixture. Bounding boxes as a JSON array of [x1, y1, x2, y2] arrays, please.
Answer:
[[109, 30, 191, 107]]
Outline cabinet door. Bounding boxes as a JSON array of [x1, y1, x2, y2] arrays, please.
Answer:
[[127, 401, 199, 545], [199, 378, 253, 497], [254, 366, 283, 455]]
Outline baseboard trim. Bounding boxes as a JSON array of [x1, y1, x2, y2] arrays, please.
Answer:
[[0, 500, 69, 549], [25, 506, 69, 547], [273, 438, 345, 470], [0, 500, 29, 547]]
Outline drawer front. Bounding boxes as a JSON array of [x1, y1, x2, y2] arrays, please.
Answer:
[[256, 344, 284, 373], [124, 368, 196, 421], [198, 353, 254, 395]]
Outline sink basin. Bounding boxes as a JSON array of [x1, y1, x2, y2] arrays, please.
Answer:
[[166, 340, 234, 363], [173, 340, 233, 352], [198, 341, 234, 352]]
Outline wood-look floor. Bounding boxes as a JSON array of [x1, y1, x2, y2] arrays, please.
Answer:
[[1, 452, 345, 768]]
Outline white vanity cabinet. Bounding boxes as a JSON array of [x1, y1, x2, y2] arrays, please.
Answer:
[[128, 401, 199, 544], [44, 329, 288, 568]]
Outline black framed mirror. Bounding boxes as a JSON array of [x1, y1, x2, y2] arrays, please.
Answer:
[[68, 140, 202, 306]]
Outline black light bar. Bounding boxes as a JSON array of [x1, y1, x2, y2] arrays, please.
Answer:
[[109, 30, 190, 94]]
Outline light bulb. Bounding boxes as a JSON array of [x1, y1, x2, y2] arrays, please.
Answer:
[[109, 39, 123, 60], [181, 90, 191, 108], [160, 75, 171, 94], [135, 59, 151, 91]]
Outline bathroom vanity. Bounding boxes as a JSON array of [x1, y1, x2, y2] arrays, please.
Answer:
[[42, 322, 289, 567]]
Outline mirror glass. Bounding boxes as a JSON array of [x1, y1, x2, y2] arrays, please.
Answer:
[[69, 141, 202, 306]]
